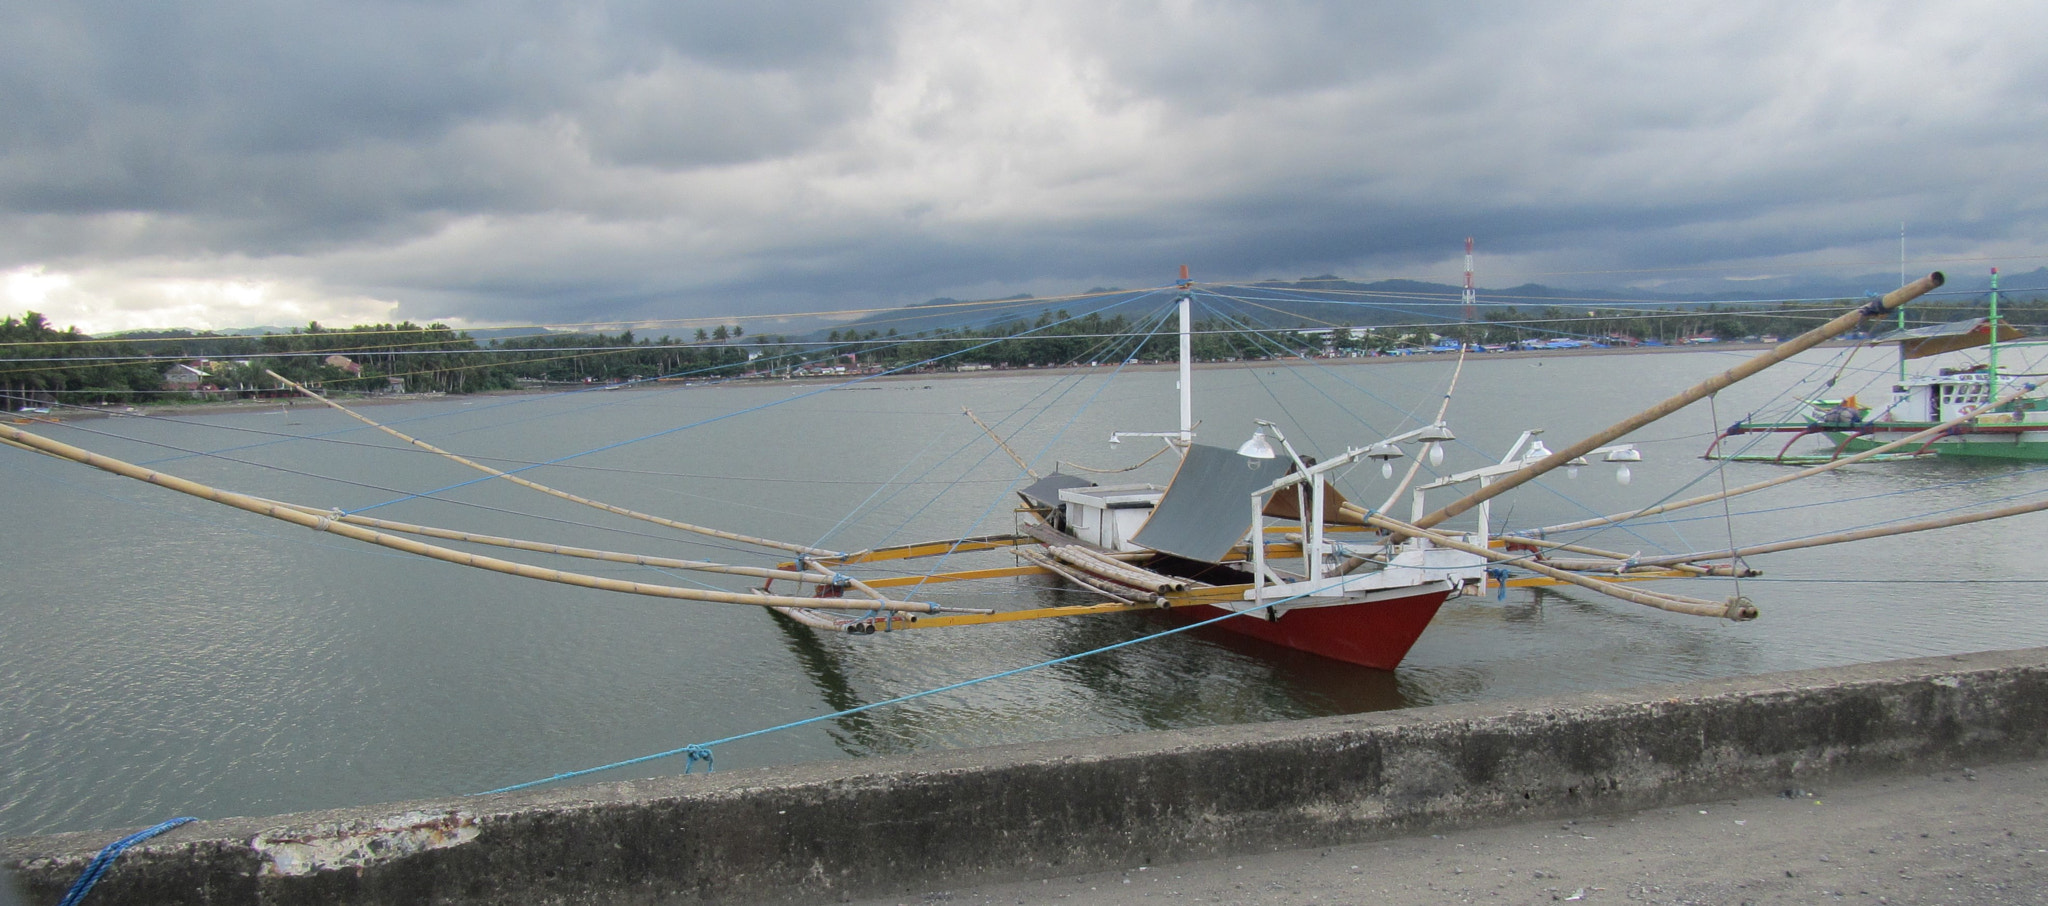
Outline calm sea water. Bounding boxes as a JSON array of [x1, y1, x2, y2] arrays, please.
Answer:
[[7, 348, 2048, 837]]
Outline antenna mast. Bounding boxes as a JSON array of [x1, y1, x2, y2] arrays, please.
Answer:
[[1178, 264, 1193, 444], [1462, 237, 1476, 322]]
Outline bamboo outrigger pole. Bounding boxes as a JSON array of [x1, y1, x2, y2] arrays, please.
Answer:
[[265, 371, 838, 558], [1398, 272, 1946, 538], [964, 407, 1039, 480], [0, 422, 975, 615], [1335, 499, 1742, 578], [259, 500, 862, 588], [1348, 506, 1757, 620]]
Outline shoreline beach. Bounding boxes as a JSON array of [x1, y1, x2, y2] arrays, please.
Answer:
[[17, 339, 1806, 422]]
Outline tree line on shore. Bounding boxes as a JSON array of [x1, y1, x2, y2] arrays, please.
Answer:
[[3, 293, 2035, 409]]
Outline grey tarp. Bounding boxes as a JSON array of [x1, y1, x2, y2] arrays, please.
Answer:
[[1129, 443, 1293, 562], [1871, 317, 2025, 360], [1019, 473, 1095, 509]]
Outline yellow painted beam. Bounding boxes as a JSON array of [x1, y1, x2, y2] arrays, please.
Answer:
[[856, 565, 1051, 587], [1498, 569, 1697, 589], [809, 535, 1033, 567]]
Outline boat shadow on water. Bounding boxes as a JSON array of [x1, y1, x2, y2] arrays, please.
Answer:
[[1039, 607, 1417, 724]]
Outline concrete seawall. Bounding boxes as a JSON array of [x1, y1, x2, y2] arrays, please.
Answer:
[[8, 648, 2048, 905]]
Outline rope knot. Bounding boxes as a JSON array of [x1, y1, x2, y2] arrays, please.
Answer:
[[1485, 567, 1510, 601], [683, 746, 715, 774]]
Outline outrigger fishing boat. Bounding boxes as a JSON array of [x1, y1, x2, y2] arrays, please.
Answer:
[[1710, 268, 2048, 463], [8, 268, 2036, 673], [761, 271, 1999, 668]]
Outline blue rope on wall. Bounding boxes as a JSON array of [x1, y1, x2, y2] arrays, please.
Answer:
[[57, 817, 195, 906]]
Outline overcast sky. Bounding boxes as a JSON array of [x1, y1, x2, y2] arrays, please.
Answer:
[[3, 1, 2043, 335]]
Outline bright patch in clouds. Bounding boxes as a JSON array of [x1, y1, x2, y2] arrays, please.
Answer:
[[3, 266, 399, 335]]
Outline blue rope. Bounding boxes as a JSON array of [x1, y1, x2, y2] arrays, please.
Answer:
[[57, 817, 196, 906]]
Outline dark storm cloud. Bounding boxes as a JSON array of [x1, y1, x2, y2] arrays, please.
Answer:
[[2, 1, 2045, 333], [0, 2, 888, 246]]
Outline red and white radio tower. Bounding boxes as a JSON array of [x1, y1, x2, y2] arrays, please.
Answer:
[[1462, 237, 1476, 322]]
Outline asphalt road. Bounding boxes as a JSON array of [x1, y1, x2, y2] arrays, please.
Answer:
[[846, 759, 2048, 906]]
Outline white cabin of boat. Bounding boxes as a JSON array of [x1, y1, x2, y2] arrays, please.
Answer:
[[1057, 482, 1164, 552], [1859, 317, 2033, 423]]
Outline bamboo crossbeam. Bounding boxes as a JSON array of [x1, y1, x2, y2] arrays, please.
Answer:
[[257, 499, 861, 589], [819, 534, 1035, 566], [0, 423, 979, 615], [1019, 548, 1158, 604], [1536, 557, 1685, 573], [770, 606, 854, 632], [1333, 501, 1742, 578], [1045, 544, 1191, 593], [965, 407, 1039, 479], [1500, 569, 1701, 588], [1349, 508, 1756, 620], [1531, 379, 2042, 537], [266, 371, 836, 558], [1490, 533, 1718, 576], [1406, 273, 1945, 535], [854, 564, 1049, 587], [907, 599, 1169, 629]]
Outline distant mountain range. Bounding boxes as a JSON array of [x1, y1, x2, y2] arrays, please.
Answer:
[[809, 267, 2048, 338], [97, 267, 2045, 343]]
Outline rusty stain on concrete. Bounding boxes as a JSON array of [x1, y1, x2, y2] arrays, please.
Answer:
[[252, 810, 478, 878]]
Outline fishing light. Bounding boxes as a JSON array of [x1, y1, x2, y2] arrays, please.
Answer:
[[1236, 429, 1279, 460], [1413, 424, 1454, 467], [1365, 442, 1405, 478], [1605, 446, 1640, 485], [1564, 455, 1590, 479]]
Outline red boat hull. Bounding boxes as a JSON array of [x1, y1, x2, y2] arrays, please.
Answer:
[[1155, 584, 1454, 670]]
